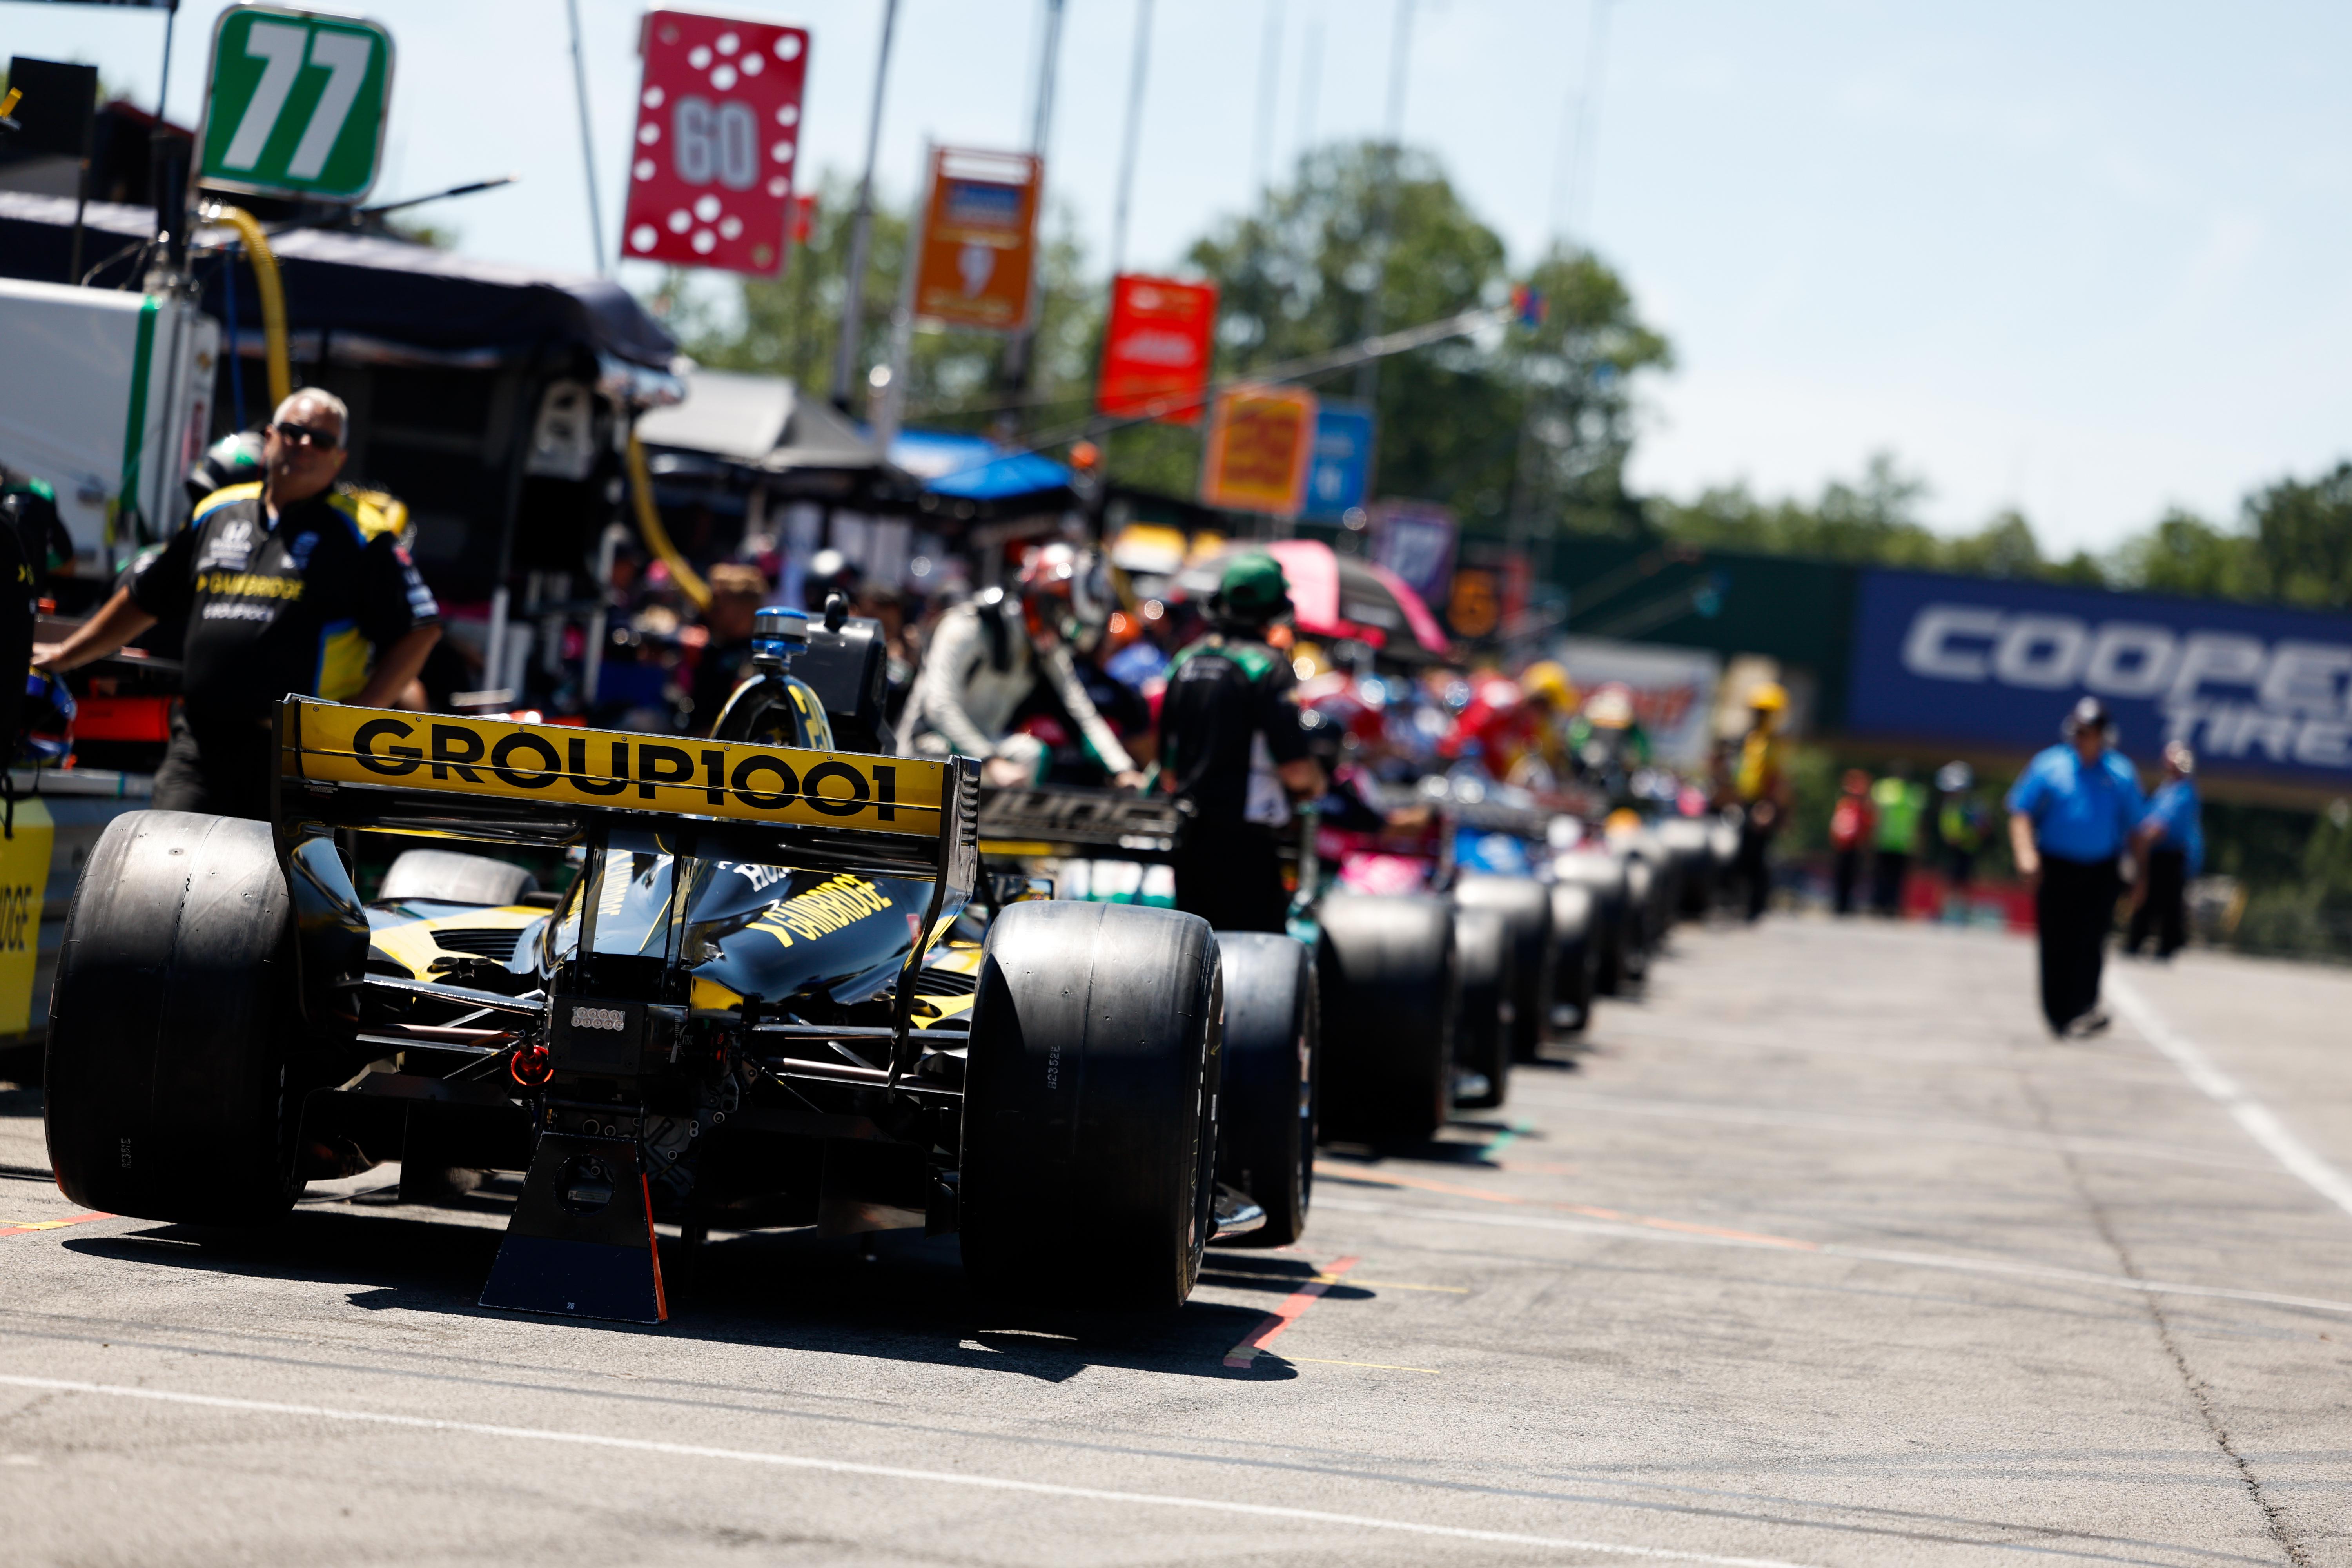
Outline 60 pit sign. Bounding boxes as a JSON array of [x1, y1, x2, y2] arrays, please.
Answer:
[[622, 9, 809, 276]]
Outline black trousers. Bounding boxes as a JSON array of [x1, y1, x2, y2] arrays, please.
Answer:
[[151, 708, 276, 821], [2036, 854, 2119, 1033], [1172, 822, 1287, 933], [2127, 847, 2189, 958], [1832, 848, 1865, 914], [1735, 820, 1774, 920], [1871, 850, 1910, 915]]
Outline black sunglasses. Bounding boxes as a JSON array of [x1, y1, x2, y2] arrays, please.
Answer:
[[272, 421, 341, 451]]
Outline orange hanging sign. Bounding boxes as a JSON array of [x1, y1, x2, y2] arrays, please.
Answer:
[[911, 146, 1043, 332], [1199, 384, 1319, 517]]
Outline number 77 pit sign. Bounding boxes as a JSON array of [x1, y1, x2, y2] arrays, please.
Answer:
[[198, 7, 394, 203]]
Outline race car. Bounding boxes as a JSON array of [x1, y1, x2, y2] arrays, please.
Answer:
[[972, 782, 1312, 1246], [43, 610, 1230, 1323]]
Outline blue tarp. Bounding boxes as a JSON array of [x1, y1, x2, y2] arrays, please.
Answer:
[[885, 428, 1070, 503]]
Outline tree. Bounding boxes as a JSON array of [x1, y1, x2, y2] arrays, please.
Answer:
[[2109, 508, 2259, 600], [1184, 143, 1669, 530], [2245, 462, 2352, 610], [670, 171, 1098, 434]]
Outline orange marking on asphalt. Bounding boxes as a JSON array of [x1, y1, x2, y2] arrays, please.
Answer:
[[1314, 1163, 1821, 1252], [1316, 1167, 1528, 1205], [1222, 1255, 1361, 1369], [0, 1212, 110, 1238]]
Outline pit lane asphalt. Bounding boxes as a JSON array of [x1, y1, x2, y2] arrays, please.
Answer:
[[4, 915, 2350, 1568]]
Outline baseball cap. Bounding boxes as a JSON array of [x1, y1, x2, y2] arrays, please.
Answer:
[[1215, 552, 1292, 620]]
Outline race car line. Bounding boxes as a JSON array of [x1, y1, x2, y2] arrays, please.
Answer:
[[0, 1374, 1829, 1568], [1310, 1195, 2352, 1318], [2107, 973, 2352, 1223], [0, 1212, 109, 1239], [1221, 1254, 1360, 1369]]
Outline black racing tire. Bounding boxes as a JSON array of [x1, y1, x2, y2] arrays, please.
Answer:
[[1620, 856, 1655, 980], [376, 848, 537, 906], [1555, 853, 1628, 996], [1316, 893, 1453, 1145], [1454, 875, 1551, 1064], [960, 900, 1221, 1309], [1211, 932, 1316, 1248], [1450, 906, 1512, 1111], [1547, 882, 1598, 1035], [45, 811, 303, 1223], [1657, 820, 1717, 918]]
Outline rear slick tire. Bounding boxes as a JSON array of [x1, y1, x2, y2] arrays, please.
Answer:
[[1450, 906, 1512, 1111], [1212, 932, 1316, 1248], [1548, 882, 1598, 1035], [1454, 875, 1550, 1063], [44, 811, 302, 1223], [1316, 893, 1453, 1145], [960, 900, 1221, 1309]]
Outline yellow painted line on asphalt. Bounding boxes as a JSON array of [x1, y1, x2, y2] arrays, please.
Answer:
[[1337, 1277, 1468, 1293], [1289, 1357, 1440, 1374], [0, 1375, 1829, 1568]]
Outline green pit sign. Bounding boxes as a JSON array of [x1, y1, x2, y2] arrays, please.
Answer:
[[198, 7, 394, 203]]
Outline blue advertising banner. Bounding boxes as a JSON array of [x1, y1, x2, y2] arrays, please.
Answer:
[[1302, 402, 1374, 521], [1848, 568, 2352, 786]]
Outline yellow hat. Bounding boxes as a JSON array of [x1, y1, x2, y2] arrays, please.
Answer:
[[1748, 681, 1788, 713], [1520, 660, 1577, 709]]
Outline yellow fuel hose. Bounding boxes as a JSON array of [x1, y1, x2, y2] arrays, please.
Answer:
[[209, 204, 290, 412], [625, 428, 710, 609]]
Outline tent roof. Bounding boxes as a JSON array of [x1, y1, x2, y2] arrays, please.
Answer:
[[636, 369, 899, 480], [635, 369, 794, 463], [0, 192, 678, 372], [887, 427, 1071, 503]]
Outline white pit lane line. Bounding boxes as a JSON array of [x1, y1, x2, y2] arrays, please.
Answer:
[[2106, 973, 2352, 1224], [1310, 1197, 2352, 1317], [0, 1374, 1824, 1568]]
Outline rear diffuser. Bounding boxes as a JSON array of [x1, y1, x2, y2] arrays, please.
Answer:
[[479, 1133, 668, 1324]]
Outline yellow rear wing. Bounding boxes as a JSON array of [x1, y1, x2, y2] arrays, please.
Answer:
[[281, 699, 944, 838]]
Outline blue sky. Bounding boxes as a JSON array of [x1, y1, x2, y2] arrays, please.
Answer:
[[12, 0, 2352, 553]]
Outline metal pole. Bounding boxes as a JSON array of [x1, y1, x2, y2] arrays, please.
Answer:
[[1295, 12, 1321, 163], [150, 0, 181, 276], [565, 0, 607, 275], [1557, 0, 1615, 244], [993, 0, 1065, 432], [831, 0, 901, 411], [1350, 0, 1414, 410], [1028, 0, 1067, 156], [1108, 0, 1154, 279], [1252, 0, 1283, 193], [871, 141, 929, 451], [1382, 0, 1414, 141]]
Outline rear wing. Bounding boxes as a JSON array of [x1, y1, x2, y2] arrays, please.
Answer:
[[274, 698, 978, 894], [976, 784, 1189, 861]]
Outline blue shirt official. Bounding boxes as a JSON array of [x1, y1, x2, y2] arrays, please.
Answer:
[[2141, 777, 2205, 875], [2007, 743, 2145, 864]]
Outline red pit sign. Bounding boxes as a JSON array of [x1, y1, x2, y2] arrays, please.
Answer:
[[620, 9, 808, 275]]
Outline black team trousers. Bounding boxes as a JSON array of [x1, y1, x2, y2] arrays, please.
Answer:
[[2126, 847, 2189, 958], [2035, 853, 2120, 1034]]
